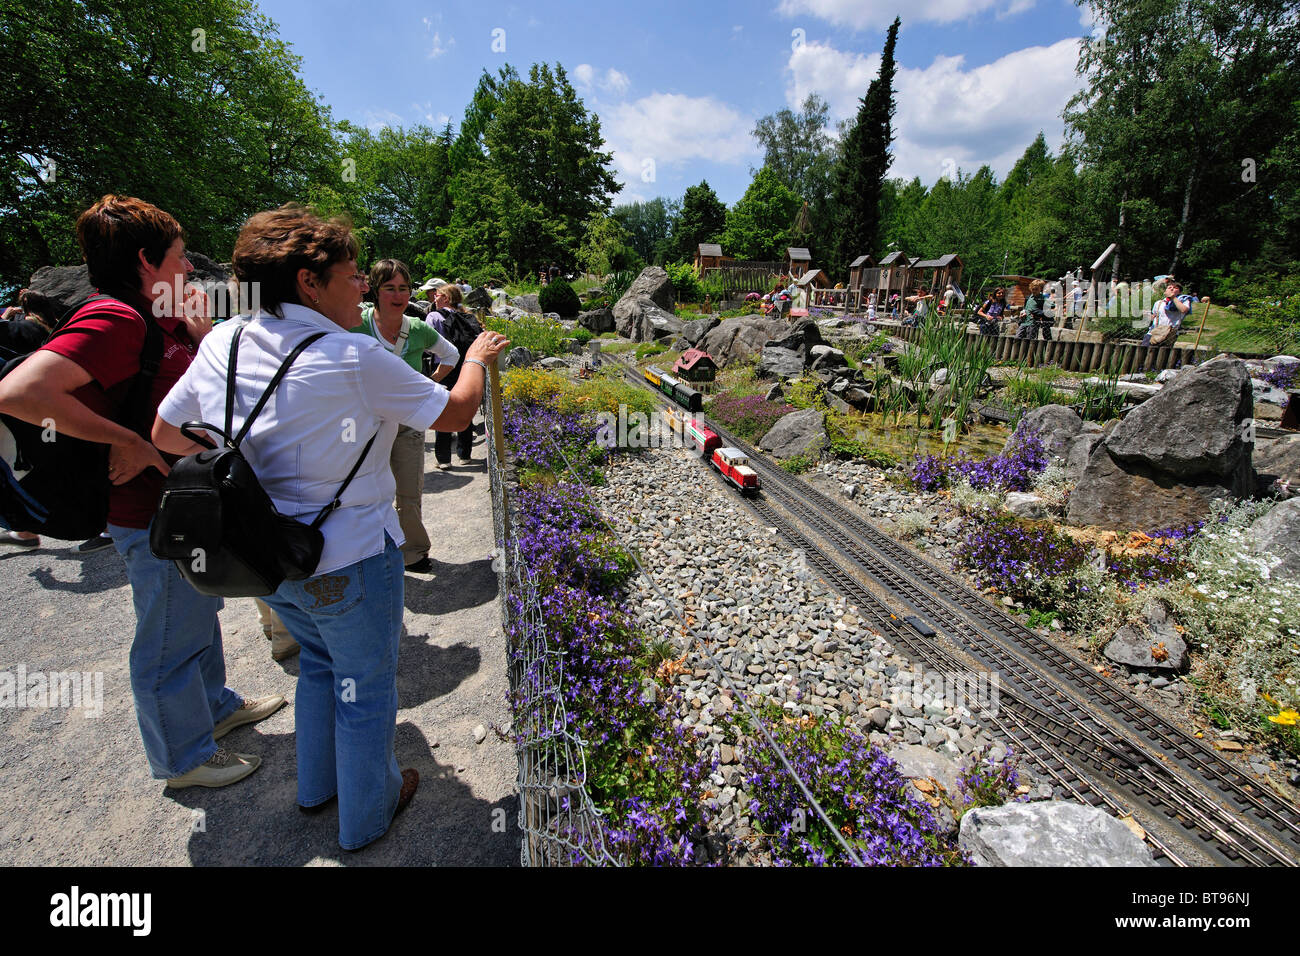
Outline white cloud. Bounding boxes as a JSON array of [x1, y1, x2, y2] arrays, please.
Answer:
[[573, 64, 631, 95], [602, 68, 630, 95], [410, 102, 451, 128], [786, 38, 1085, 184], [363, 108, 405, 132], [600, 93, 755, 179], [427, 31, 454, 58], [777, 0, 1037, 27]]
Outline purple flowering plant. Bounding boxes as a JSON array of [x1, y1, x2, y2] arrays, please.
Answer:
[[503, 400, 610, 484], [708, 393, 796, 443], [908, 427, 1049, 494], [729, 708, 960, 866], [505, 403, 714, 865], [1262, 362, 1299, 391], [953, 513, 1091, 598], [956, 746, 1023, 812]]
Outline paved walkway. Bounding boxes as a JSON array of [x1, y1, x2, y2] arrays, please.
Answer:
[[0, 424, 518, 866]]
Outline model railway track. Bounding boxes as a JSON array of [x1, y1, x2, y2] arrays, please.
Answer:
[[605, 355, 1300, 864], [706, 426, 1300, 866], [740, 495, 1195, 865]]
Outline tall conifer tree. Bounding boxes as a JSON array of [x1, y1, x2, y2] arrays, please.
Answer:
[[829, 17, 900, 279]]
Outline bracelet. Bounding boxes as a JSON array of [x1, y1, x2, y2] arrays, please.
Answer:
[[464, 358, 489, 375]]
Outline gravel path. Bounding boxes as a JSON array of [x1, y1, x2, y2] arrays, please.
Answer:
[[0, 422, 517, 866]]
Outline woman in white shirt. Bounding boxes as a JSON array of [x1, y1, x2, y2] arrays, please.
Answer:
[[152, 205, 510, 851]]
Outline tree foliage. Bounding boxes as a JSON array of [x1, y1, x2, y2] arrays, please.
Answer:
[[0, 0, 341, 287], [1065, 0, 1300, 280], [611, 197, 676, 265], [670, 181, 727, 262], [828, 17, 900, 278], [720, 166, 801, 261], [435, 64, 620, 280], [752, 93, 836, 260]]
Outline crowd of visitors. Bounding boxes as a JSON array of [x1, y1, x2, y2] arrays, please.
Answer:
[[0, 194, 508, 852]]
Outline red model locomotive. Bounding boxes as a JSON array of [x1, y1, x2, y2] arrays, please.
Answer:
[[667, 409, 761, 494]]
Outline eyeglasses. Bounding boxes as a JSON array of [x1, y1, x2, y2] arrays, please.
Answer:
[[344, 273, 369, 285]]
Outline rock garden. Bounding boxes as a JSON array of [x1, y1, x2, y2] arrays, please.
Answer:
[[489, 266, 1300, 866]]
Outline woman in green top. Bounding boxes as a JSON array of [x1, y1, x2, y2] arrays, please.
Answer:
[[351, 259, 459, 573]]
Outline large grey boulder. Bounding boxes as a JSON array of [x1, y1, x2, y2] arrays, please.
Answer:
[[505, 347, 536, 369], [759, 408, 827, 459], [511, 293, 541, 313], [1105, 355, 1253, 478], [1067, 440, 1240, 531], [809, 345, 848, 371], [1068, 356, 1254, 530], [1005, 404, 1083, 459], [613, 295, 683, 343], [464, 286, 493, 310], [622, 266, 675, 312], [959, 802, 1156, 867], [757, 346, 805, 380], [766, 317, 823, 355], [701, 316, 789, 368], [680, 316, 720, 348], [1247, 497, 1300, 579], [1063, 423, 1105, 482], [577, 308, 615, 335], [1253, 434, 1300, 498], [611, 267, 675, 340], [640, 305, 685, 343]]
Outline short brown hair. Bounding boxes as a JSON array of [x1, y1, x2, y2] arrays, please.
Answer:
[[369, 259, 411, 289], [1029, 278, 1046, 293], [438, 283, 462, 308], [232, 204, 360, 313], [76, 195, 183, 295]]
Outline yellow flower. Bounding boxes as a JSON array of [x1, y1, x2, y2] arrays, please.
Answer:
[[1268, 709, 1299, 726]]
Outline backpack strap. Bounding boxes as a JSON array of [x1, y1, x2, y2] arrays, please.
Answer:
[[44, 294, 165, 438], [226, 327, 328, 448], [308, 431, 379, 529]]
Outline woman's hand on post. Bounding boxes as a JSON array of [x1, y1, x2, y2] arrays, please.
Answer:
[[466, 331, 511, 365]]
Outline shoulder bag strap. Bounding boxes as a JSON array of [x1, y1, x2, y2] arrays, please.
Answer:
[[229, 331, 328, 448]]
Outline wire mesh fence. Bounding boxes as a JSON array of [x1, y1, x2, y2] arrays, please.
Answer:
[[484, 372, 619, 867]]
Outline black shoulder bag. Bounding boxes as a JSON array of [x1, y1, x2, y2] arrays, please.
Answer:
[[149, 326, 377, 597]]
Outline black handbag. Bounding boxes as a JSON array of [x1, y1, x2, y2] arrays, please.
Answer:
[[150, 326, 377, 597]]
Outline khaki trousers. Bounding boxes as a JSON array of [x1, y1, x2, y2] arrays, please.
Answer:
[[390, 424, 430, 565]]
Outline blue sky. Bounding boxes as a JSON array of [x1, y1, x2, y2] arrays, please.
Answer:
[[260, 0, 1100, 206]]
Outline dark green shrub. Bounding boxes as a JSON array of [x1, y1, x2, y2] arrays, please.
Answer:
[[539, 279, 581, 318]]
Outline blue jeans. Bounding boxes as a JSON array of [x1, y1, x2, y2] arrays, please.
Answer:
[[260, 534, 405, 850], [109, 523, 239, 778]]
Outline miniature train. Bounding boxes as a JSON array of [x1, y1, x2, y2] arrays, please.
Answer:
[[662, 405, 760, 494], [644, 365, 703, 413]]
